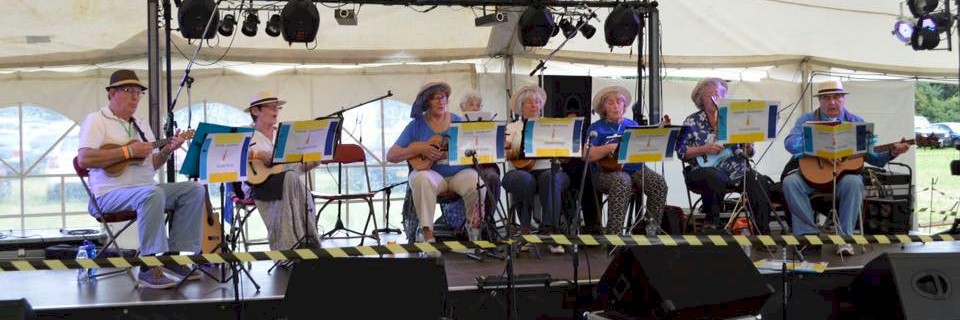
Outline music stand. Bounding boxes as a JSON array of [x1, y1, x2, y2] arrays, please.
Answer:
[[615, 126, 682, 234], [800, 121, 873, 237], [447, 120, 508, 261], [266, 118, 341, 272], [180, 127, 260, 299], [519, 116, 586, 319]]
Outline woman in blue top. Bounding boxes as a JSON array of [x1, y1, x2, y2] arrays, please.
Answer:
[[386, 82, 484, 243], [586, 86, 668, 236]]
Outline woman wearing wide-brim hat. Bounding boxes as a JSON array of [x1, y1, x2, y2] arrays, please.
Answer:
[[502, 86, 569, 254], [242, 90, 322, 250], [387, 81, 484, 243], [585, 86, 669, 236]]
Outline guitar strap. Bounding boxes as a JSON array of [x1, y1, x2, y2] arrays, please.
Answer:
[[129, 118, 148, 142]]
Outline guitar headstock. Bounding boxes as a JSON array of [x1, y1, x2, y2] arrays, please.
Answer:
[[178, 128, 196, 141]]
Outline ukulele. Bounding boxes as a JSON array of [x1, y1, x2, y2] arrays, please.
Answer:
[[599, 115, 671, 172], [798, 138, 915, 188], [200, 185, 222, 254], [407, 134, 448, 171], [247, 158, 286, 185], [100, 129, 195, 177]]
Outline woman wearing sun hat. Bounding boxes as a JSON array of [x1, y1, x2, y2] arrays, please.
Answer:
[[242, 90, 321, 250], [502, 85, 570, 253], [387, 81, 484, 243], [585, 86, 668, 236]]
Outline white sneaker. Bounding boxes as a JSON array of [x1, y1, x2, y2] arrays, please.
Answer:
[[835, 244, 855, 256], [549, 245, 565, 254]]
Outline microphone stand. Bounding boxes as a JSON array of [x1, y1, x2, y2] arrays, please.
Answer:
[[320, 91, 393, 119], [468, 150, 515, 319], [529, 9, 597, 77], [571, 132, 596, 320], [372, 181, 407, 234]]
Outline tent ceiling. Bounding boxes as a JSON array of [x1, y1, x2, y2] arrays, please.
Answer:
[[2, 0, 957, 76]]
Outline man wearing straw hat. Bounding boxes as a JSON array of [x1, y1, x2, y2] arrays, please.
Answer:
[[782, 80, 910, 256], [77, 69, 205, 289]]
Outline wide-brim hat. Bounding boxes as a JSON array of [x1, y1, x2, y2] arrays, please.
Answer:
[[409, 81, 452, 118], [591, 86, 632, 114], [509, 85, 547, 114], [245, 90, 286, 112], [104, 69, 147, 91], [812, 80, 849, 97]]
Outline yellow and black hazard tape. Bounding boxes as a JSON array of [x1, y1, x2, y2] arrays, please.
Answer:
[[1, 234, 958, 272]]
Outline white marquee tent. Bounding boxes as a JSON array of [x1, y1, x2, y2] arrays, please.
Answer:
[[0, 0, 954, 231]]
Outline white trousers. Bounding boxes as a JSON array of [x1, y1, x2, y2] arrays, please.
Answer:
[[409, 169, 484, 229]]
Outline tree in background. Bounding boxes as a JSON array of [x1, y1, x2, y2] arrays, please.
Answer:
[[916, 82, 960, 123]]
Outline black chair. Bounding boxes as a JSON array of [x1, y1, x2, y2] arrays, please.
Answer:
[[73, 156, 138, 284]]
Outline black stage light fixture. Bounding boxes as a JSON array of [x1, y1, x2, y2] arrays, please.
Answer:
[[907, 0, 940, 18], [559, 18, 577, 39], [605, 5, 641, 47], [265, 14, 282, 37], [335, 9, 358, 26], [892, 20, 914, 44], [518, 6, 555, 47], [579, 20, 596, 39], [911, 12, 953, 50], [178, 0, 220, 39], [281, 0, 321, 44], [241, 11, 260, 37], [218, 13, 236, 37]]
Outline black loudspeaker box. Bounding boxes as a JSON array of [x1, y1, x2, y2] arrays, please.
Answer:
[[0, 299, 35, 320], [541, 75, 592, 119], [850, 252, 960, 319], [594, 245, 773, 319], [284, 257, 450, 319]]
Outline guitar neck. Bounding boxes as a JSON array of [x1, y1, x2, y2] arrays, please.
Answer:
[[874, 139, 915, 153]]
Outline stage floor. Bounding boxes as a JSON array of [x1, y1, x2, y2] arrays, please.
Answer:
[[2, 234, 959, 318]]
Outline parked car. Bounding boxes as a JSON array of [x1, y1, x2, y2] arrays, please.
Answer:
[[931, 122, 960, 147]]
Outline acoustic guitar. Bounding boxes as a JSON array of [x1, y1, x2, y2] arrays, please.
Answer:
[[101, 129, 195, 177], [798, 138, 915, 188], [599, 115, 671, 172], [200, 185, 222, 254], [510, 158, 537, 171], [407, 134, 448, 171], [247, 158, 286, 185]]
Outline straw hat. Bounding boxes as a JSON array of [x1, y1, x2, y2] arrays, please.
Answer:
[[409, 81, 452, 118], [591, 86, 632, 115], [104, 69, 147, 91], [509, 85, 547, 114], [812, 80, 849, 97], [245, 90, 286, 112]]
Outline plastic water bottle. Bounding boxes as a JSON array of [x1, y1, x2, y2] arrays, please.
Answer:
[[83, 240, 97, 280], [75, 244, 89, 283], [740, 226, 752, 257]]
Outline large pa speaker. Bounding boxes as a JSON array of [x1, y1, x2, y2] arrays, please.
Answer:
[[284, 257, 450, 319], [0, 299, 35, 320], [595, 245, 773, 319], [850, 252, 960, 319], [541, 75, 592, 119]]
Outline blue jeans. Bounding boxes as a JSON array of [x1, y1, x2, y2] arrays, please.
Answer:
[[90, 182, 205, 256], [783, 172, 863, 236]]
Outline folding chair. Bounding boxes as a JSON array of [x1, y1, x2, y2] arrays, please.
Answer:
[[73, 156, 138, 283], [227, 181, 266, 252], [313, 144, 380, 245]]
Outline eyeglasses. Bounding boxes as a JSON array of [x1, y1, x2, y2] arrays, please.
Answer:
[[117, 87, 145, 96]]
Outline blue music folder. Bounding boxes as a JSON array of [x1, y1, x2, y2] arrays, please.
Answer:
[[180, 122, 255, 178]]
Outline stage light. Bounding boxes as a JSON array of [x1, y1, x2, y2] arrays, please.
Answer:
[[178, 0, 220, 39], [911, 12, 953, 50], [559, 18, 577, 39], [892, 20, 914, 44], [579, 21, 596, 39], [605, 5, 641, 47], [218, 13, 236, 37], [241, 11, 260, 37], [265, 14, 281, 37], [517, 6, 555, 47], [907, 0, 939, 18], [281, 0, 321, 44]]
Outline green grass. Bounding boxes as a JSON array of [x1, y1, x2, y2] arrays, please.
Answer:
[[914, 147, 960, 234]]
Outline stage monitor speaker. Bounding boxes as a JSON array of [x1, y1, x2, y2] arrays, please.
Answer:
[[541, 75, 592, 120], [850, 252, 960, 319], [595, 245, 773, 319], [0, 298, 35, 320], [284, 257, 450, 320]]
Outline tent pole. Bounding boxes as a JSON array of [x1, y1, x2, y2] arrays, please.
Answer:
[[646, 2, 661, 124], [147, 0, 167, 180], [505, 54, 515, 120]]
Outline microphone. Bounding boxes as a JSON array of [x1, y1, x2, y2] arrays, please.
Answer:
[[465, 149, 477, 157]]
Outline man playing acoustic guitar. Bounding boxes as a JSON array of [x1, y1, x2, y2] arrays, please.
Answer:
[[77, 69, 204, 289], [783, 80, 910, 256]]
